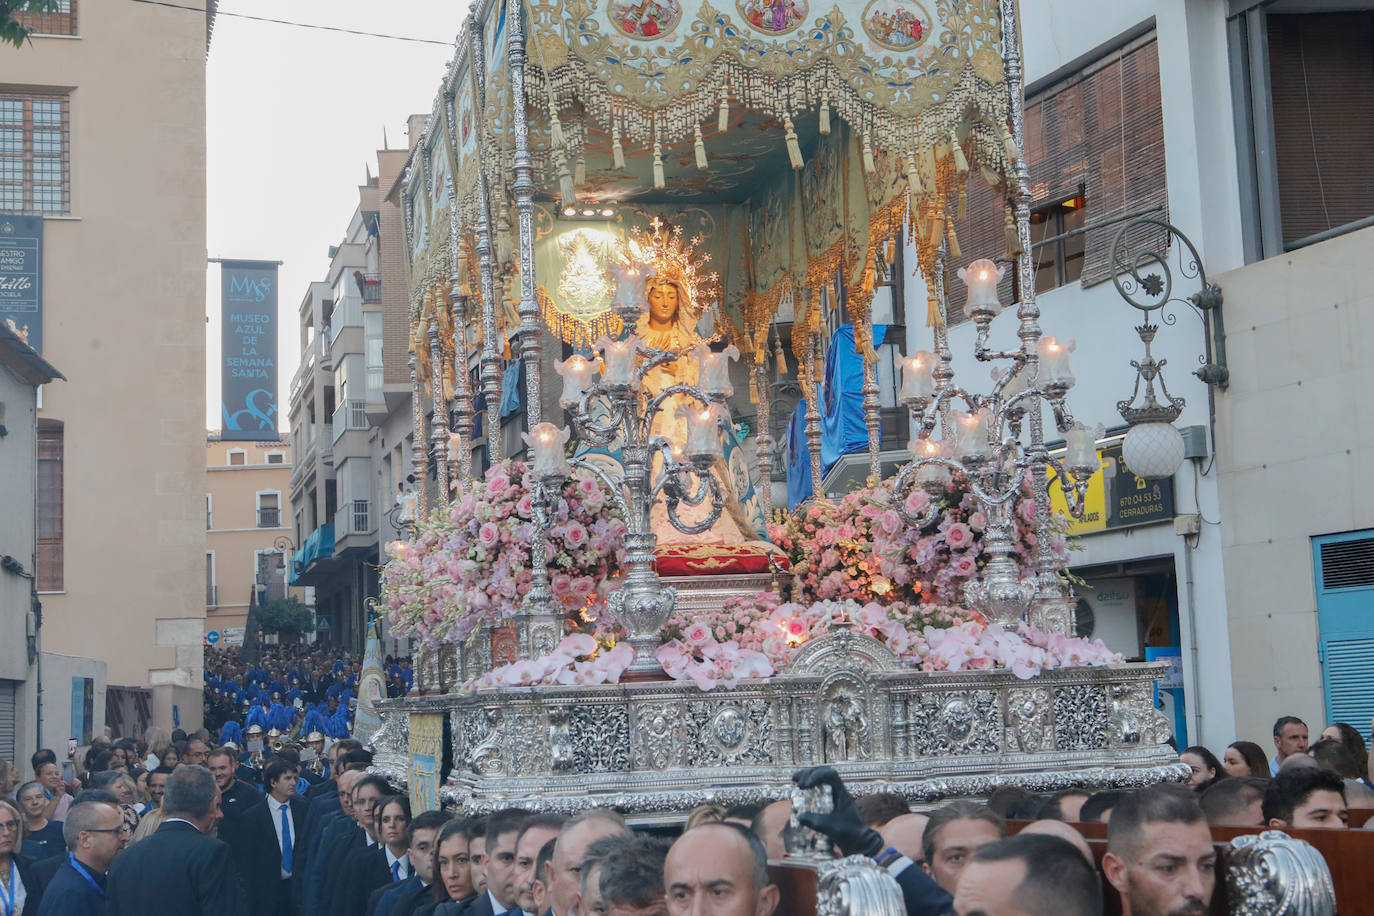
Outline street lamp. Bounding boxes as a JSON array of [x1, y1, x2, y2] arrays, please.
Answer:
[[1111, 218, 1228, 479]]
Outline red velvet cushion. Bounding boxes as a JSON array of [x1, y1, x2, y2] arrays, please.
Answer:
[[654, 543, 790, 576]]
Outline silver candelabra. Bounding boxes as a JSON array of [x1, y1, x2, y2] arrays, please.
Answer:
[[521, 267, 732, 674]]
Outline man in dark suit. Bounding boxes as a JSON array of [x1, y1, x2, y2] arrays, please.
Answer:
[[449, 808, 529, 916], [208, 747, 263, 822], [230, 757, 309, 916], [298, 768, 362, 915], [35, 800, 123, 916], [106, 764, 247, 916], [316, 774, 389, 915]]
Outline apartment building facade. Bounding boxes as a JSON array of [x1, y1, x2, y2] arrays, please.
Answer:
[[288, 143, 420, 653], [0, 1, 210, 743], [205, 435, 304, 643]]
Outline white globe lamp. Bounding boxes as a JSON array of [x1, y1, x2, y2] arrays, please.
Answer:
[[1121, 421, 1185, 479]]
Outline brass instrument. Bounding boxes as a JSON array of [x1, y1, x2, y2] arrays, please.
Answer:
[[304, 730, 327, 776]]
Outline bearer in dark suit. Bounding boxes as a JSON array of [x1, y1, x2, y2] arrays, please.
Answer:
[[105, 764, 247, 916], [230, 757, 308, 916]]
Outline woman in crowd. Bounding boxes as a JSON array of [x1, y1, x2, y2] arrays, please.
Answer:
[[162, 742, 184, 770], [15, 782, 64, 861], [433, 819, 475, 910], [1322, 722, 1371, 784], [1222, 740, 1271, 778], [0, 796, 43, 914], [1180, 746, 1227, 792]]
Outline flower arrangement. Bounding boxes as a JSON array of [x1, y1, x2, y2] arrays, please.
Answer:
[[468, 633, 634, 688], [381, 460, 626, 647], [769, 475, 1070, 607]]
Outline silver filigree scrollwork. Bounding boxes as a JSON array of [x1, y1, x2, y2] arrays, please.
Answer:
[[1226, 831, 1336, 916], [909, 690, 1001, 757], [1053, 685, 1109, 750], [549, 709, 576, 773], [571, 704, 631, 773], [817, 855, 906, 916], [687, 699, 773, 767], [469, 707, 505, 777], [633, 701, 680, 771]]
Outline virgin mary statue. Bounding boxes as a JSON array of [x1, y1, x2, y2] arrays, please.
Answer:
[[629, 226, 762, 547]]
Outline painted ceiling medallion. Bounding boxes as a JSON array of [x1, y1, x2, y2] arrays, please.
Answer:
[[737, 0, 807, 35], [609, 0, 682, 39], [861, 0, 932, 51]]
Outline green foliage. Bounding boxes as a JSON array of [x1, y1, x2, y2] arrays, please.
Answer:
[[1, 1, 62, 49], [256, 597, 316, 635]]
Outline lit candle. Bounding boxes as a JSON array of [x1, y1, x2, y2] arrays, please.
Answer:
[[900, 350, 936, 403], [522, 421, 571, 479], [952, 409, 994, 462], [609, 261, 650, 317], [596, 334, 641, 390], [1064, 422, 1101, 474], [681, 404, 723, 463], [695, 343, 739, 398], [910, 436, 952, 488], [554, 353, 600, 408], [1036, 336, 1075, 388], [957, 258, 1005, 317]]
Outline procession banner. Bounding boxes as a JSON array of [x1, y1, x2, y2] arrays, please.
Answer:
[[220, 259, 279, 440], [0, 215, 42, 352]]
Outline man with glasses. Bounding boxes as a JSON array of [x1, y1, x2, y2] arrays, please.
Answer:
[[36, 801, 125, 915], [183, 738, 211, 768]]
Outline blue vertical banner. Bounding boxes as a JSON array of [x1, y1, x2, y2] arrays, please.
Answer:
[[220, 259, 279, 439], [0, 215, 43, 352]]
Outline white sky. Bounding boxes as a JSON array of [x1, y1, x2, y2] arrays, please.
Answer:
[[204, 0, 465, 432]]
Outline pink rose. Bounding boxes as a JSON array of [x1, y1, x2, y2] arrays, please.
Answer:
[[684, 622, 711, 646], [943, 522, 973, 550], [564, 521, 588, 547], [551, 574, 573, 597], [478, 522, 500, 548], [904, 489, 931, 517], [571, 576, 595, 599]]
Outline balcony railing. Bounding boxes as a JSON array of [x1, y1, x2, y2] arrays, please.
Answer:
[[332, 399, 368, 442], [257, 507, 281, 528], [359, 273, 382, 302], [206, 585, 218, 607], [334, 499, 373, 538]]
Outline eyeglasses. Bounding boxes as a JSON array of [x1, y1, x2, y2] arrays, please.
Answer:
[[86, 826, 130, 836], [0, 820, 19, 833]]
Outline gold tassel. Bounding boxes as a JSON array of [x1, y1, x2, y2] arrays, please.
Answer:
[[958, 188, 967, 221], [1002, 125, 1022, 165], [981, 165, 1001, 187], [549, 99, 564, 149], [862, 134, 875, 174], [928, 212, 944, 247], [718, 87, 730, 133], [819, 89, 831, 136], [926, 290, 941, 328], [653, 141, 665, 188], [784, 115, 803, 170], [886, 238, 895, 263], [906, 156, 923, 197], [558, 154, 575, 208], [774, 340, 787, 374], [575, 156, 586, 186], [749, 376, 758, 404], [612, 124, 625, 170], [948, 221, 962, 259], [694, 124, 707, 170], [950, 131, 969, 175], [1005, 206, 1023, 258], [914, 206, 929, 241]]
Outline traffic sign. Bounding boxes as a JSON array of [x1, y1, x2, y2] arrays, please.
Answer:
[[316, 615, 331, 631], [205, 631, 221, 645]]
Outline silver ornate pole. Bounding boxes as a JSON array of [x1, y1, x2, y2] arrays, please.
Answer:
[[427, 315, 451, 503], [752, 359, 774, 518], [804, 318, 824, 499], [468, 7, 504, 462], [505, 0, 544, 431], [409, 352, 429, 518], [861, 342, 881, 483], [443, 85, 475, 483]]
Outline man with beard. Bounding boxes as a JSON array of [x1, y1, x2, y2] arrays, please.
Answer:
[[1102, 785, 1216, 916]]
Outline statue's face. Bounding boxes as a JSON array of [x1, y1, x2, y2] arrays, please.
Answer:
[[647, 282, 679, 324]]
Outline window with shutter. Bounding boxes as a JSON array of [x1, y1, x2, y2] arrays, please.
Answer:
[[946, 32, 1167, 323], [1312, 532, 1374, 736], [1267, 12, 1374, 249], [36, 420, 62, 591]]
